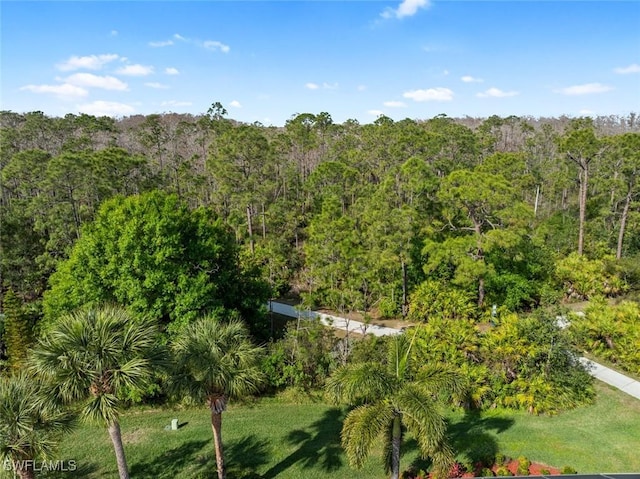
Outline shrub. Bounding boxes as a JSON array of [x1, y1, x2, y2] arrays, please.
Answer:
[[378, 296, 399, 318], [561, 466, 578, 475], [540, 469, 551, 475], [480, 467, 495, 477], [494, 453, 506, 466], [516, 456, 530, 476], [495, 466, 512, 477]]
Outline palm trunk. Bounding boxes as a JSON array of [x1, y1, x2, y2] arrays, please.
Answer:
[[108, 420, 130, 479], [13, 460, 35, 479], [211, 405, 226, 479], [391, 415, 402, 479]]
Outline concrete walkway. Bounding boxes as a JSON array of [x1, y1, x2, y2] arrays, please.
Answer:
[[269, 301, 401, 337], [579, 357, 640, 400], [269, 301, 640, 401]]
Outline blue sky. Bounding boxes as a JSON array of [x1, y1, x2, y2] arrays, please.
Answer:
[[1, 1, 639, 125]]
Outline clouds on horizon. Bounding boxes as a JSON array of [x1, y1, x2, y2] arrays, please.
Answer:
[[77, 100, 135, 116], [477, 87, 519, 98], [403, 87, 454, 102], [556, 83, 613, 96], [64, 73, 128, 91], [20, 83, 88, 99], [56, 54, 120, 71]]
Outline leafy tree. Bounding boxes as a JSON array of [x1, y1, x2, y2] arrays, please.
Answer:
[[171, 314, 264, 479], [0, 373, 76, 479], [43, 191, 270, 336], [326, 333, 463, 479], [425, 169, 531, 307], [30, 305, 165, 479]]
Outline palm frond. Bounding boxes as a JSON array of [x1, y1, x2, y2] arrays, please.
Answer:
[[325, 362, 397, 405], [341, 402, 395, 469], [395, 383, 451, 463]]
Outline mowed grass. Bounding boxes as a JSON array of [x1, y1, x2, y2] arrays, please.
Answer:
[[44, 383, 640, 479]]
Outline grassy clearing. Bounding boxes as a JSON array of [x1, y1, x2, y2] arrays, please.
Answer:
[[40, 383, 640, 479]]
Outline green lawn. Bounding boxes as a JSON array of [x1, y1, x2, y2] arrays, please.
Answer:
[[39, 383, 640, 479]]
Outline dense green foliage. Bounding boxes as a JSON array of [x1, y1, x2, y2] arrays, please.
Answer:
[[3, 111, 639, 321], [42, 191, 270, 337], [570, 299, 640, 375]]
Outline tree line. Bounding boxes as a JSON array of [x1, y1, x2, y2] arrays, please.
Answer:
[[1, 108, 638, 320]]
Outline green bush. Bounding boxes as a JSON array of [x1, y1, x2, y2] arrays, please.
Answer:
[[540, 469, 551, 475], [495, 466, 512, 476], [378, 296, 399, 318], [561, 466, 578, 474], [480, 467, 495, 477]]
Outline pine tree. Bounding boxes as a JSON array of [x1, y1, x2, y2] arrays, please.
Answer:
[[3, 290, 31, 371]]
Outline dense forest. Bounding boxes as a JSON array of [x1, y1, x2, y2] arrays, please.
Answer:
[[2, 107, 638, 315]]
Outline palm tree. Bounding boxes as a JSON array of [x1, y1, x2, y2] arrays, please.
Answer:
[[0, 373, 76, 479], [325, 332, 464, 479], [171, 314, 264, 479], [30, 305, 164, 479]]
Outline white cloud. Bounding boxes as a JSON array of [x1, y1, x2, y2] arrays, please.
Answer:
[[461, 75, 483, 83], [477, 87, 519, 98], [165, 67, 180, 75], [382, 0, 431, 19], [579, 109, 595, 116], [77, 100, 135, 116], [306, 82, 338, 90], [116, 64, 155, 76], [160, 100, 193, 107], [56, 54, 119, 71], [174, 33, 187, 41], [614, 64, 640, 74], [357, 85, 367, 91], [556, 83, 613, 96], [65, 73, 128, 91], [368, 109, 384, 116], [20, 83, 88, 99], [203, 41, 230, 53], [383, 101, 406, 108], [145, 82, 169, 89], [149, 40, 174, 47], [229, 100, 242, 108], [403, 87, 454, 102]]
